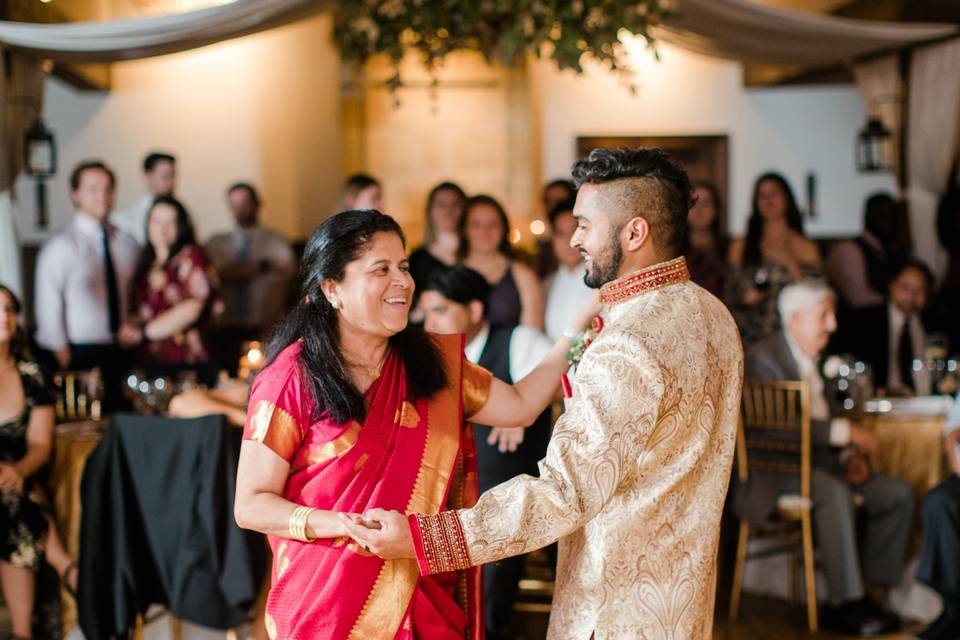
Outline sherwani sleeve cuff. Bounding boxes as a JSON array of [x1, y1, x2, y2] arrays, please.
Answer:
[[408, 511, 472, 576]]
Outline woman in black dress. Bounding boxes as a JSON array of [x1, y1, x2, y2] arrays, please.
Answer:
[[0, 284, 75, 639]]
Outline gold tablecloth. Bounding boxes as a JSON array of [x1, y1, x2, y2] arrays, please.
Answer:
[[51, 420, 106, 636], [869, 414, 948, 499]]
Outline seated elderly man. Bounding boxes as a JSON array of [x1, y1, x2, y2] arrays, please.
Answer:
[[915, 394, 960, 639], [734, 278, 914, 636]]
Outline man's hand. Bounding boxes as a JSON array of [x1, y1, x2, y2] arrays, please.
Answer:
[[0, 463, 24, 493], [54, 348, 71, 370], [339, 508, 415, 560], [849, 425, 879, 458], [488, 427, 524, 453]]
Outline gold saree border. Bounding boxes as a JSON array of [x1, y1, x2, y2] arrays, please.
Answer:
[[292, 421, 362, 472], [347, 334, 463, 640], [247, 400, 302, 461]]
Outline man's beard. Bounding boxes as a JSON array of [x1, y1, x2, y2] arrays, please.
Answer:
[[582, 235, 623, 289]]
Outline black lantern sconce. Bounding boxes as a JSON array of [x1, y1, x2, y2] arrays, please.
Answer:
[[11, 95, 57, 228], [856, 91, 902, 176], [24, 116, 56, 229], [856, 116, 893, 174]]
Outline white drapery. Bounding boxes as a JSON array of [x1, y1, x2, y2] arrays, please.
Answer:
[[0, 193, 21, 300], [0, 0, 321, 62], [0, 0, 954, 66], [653, 0, 957, 65], [906, 38, 960, 275]]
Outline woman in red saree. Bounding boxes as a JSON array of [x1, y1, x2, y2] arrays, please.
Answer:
[[234, 210, 583, 639]]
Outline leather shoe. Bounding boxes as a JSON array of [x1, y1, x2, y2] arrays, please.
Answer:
[[821, 598, 899, 636], [916, 607, 960, 639]]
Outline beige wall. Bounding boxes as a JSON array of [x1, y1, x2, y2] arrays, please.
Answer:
[[354, 52, 540, 247], [532, 40, 897, 237], [15, 17, 897, 248], [15, 13, 342, 244]]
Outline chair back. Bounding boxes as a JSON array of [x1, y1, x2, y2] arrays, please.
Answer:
[[736, 379, 811, 500], [53, 368, 103, 421]]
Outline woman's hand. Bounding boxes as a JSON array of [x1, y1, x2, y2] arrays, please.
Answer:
[[488, 427, 524, 453], [0, 463, 24, 493], [117, 321, 144, 347], [339, 509, 415, 560]]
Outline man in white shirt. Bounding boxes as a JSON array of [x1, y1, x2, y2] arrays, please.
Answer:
[[205, 182, 295, 339], [420, 265, 553, 640], [735, 279, 913, 637], [111, 151, 176, 245], [542, 198, 594, 341], [34, 160, 140, 408]]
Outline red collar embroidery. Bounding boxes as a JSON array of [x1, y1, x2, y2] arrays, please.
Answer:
[[599, 257, 690, 305]]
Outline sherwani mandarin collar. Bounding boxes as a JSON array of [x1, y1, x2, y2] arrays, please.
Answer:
[[599, 256, 690, 305]]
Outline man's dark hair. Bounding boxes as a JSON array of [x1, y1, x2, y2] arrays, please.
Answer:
[[227, 181, 261, 207], [70, 160, 115, 191], [863, 192, 902, 243], [891, 258, 935, 293], [547, 198, 576, 231], [423, 266, 492, 308], [572, 147, 694, 256], [143, 152, 176, 173], [542, 179, 576, 204]]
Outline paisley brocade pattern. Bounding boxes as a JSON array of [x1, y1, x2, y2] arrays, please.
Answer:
[[425, 263, 744, 640]]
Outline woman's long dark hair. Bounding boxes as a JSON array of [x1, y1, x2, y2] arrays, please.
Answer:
[[742, 172, 805, 267], [684, 180, 727, 256], [265, 209, 447, 424], [456, 194, 514, 260], [133, 195, 197, 291], [422, 181, 466, 247], [0, 284, 28, 362]]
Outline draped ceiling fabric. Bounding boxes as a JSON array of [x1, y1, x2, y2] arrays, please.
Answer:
[[0, 0, 323, 63], [653, 0, 957, 65], [0, 0, 952, 66]]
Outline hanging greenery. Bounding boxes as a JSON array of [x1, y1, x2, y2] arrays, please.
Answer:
[[332, 0, 670, 88]]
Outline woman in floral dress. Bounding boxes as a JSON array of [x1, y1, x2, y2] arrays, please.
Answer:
[[0, 284, 75, 639], [118, 196, 222, 366]]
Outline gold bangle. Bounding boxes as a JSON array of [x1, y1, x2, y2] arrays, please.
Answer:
[[288, 505, 315, 542]]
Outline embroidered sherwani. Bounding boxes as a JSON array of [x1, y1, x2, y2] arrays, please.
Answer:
[[409, 257, 744, 640]]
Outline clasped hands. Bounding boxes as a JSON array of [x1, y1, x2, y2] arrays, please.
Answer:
[[339, 509, 416, 560]]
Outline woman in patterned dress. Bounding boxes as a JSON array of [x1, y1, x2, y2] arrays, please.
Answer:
[[118, 195, 222, 365], [0, 284, 76, 639], [726, 172, 821, 346]]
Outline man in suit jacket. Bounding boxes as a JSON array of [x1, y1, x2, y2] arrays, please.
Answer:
[[832, 259, 936, 395], [735, 279, 914, 637]]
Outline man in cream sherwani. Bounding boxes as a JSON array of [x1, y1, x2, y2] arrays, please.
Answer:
[[345, 147, 744, 639]]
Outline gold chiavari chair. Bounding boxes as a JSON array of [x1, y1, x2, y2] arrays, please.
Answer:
[[729, 379, 817, 633], [52, 368, 103, 422]]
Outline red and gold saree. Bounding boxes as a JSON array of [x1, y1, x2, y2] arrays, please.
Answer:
[[242, 333, 489, 640]]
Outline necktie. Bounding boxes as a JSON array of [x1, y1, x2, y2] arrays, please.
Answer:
[[101, 224, 121, 335], [897, 318, 915, 392]]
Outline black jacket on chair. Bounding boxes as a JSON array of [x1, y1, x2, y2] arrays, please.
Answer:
[[77, 413, 266, 639]]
